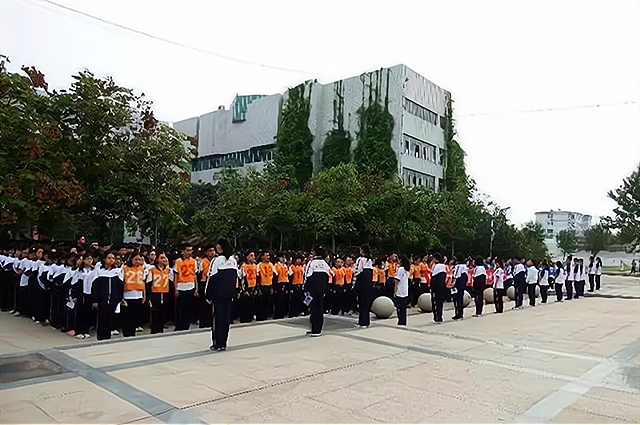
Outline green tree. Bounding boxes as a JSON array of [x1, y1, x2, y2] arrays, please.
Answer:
[[584, 224, 611, 255], [321, 80, 352, 170], [274, 83, 314, 186], [602, 165, 640, 244], [442, 94, 469, 193], [556, 229, 578, 257], [518, 221, 548, 260]]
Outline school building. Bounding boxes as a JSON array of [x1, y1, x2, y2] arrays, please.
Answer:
[[534, 210, 593, 256], [173, 64, 450, 191]]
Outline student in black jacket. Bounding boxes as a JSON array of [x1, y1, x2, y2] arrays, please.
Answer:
[[90, 252, 123, 341]]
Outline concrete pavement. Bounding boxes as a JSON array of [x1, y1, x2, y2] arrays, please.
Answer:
[[1, 275, 639, 423]]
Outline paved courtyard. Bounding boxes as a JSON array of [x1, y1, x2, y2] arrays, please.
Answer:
[[1, 275, 639, 424]]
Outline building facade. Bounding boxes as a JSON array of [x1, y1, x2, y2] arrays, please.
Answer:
[[173, 64, 450, 190], [534, 210, 593, 256]]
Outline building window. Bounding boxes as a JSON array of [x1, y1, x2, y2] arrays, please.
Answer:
[[439, 148, 446, 166], [402, 134, 438, 164], [414, 145, 420, 158], [404, 140, 409, 154], [439, 115, 447, 130], [403, 98, 438, 126], [418, 178, 422, 186], [192, 144, 276, 172], [412, 176, 417, 186]]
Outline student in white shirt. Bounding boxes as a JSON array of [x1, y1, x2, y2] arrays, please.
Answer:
[[525, 260, 538, 307], [577, 258, 586, 298], [472, 257, 487, 317], [587, 256, 596, 292], [538, 259, 550, 304], [512, 258, 527, 310], [493, 259, 506, 313], [354, 245, 373, 329], [452, 258, 468, 320], [391, 255, 411, 326], [572, 258, 583, 299], [430, 253, 447, 324], [303, 246, 332, 337], [595, 257, 602, 290], [554, 261, 566, 302]]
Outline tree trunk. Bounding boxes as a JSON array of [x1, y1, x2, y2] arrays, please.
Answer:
[[331, 234, 336, 253]]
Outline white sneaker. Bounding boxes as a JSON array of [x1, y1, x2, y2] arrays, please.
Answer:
[[75, 334, 85, 339], [9, 310, 15, 314], [84, 334, 91, 339], [111, 330, 119, 336], [13, 311, 20, 317]]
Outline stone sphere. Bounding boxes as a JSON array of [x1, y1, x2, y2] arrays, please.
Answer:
[[371, 296, 395, 319], [417, 293, 433, 312], [483, 287, 494, 304], [463, 291, 471, 307], [506, 285, 516, 301]]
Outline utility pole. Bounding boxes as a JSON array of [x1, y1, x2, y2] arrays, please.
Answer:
[[490, 218, 495, 259]]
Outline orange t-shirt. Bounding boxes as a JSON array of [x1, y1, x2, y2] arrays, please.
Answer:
[[201, 257, 212, 282], [123, 265, 145, 292], [258, 262, 275, 286], [344, 267, 354, 284], [421, 262, 431, 285], [174, 258, 196, 284], [275, 263, 289, 283], [242, 263, 257, 287], [290, 265, 304, 285], [387, 261, 397, 279], [333, 267, 346, 285], [147, 266, 170, 293], [374, 266, 386, 283]]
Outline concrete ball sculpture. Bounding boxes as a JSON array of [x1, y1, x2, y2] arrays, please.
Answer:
[[417, 293, 433, 312], [371, 296, 395, 319], [506, 285, 516, 301], [483, 287, 494, 304], [463, 291, 471, 307]]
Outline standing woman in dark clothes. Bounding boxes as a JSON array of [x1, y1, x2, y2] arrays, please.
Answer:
[[91, 252, 123, 341], [206, 239, 239, 351], [354, 245, 373, 329], [303, 246, 332, 337]]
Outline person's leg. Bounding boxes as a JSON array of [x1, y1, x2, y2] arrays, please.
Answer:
[[541, 286, 548, 303], [212, 299, 222, 348], [309, 290, 323, 334], [121, 300, 135, 337], [474, 284, 484, 316], [588, 275, 595, 292], [358, 289, 370, 327], [96, 305, 111, 341], [527, 285, 536, 306], [565, 281, 573, 300], [595, 275, 601, 290]]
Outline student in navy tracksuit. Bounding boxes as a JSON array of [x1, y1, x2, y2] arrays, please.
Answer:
[[452, 257, 468, 320], [90, 252, 124, 341], [304, 246, 332, 336], [512, 258, 527, 310], [354, 245, 373, 329], [430, 253, 447, 324]]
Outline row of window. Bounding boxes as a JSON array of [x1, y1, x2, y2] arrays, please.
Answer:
[[401, 133, 445, 166], [402, 168, 437, 190], [403, 97, 439, 126], [192, 144, 275, 172]]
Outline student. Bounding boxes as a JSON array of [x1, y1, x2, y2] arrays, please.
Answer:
[[304, 246, 332, 337], [587, 256, 596, 292], [493, 260, 505, 313], [239, 251, 258, 323], [526, 260, 538, 307], [287, 256, 305, 318], [32, 248, 50, 326], [576, 259, 586, 298], [392, 255, 411, 326], [74, 254, 95, 339], [445, 258, 455, 302], [565, 255, 574, 300], [354, 245, 373, 329], [331, 258, 346, 316], [385, 254, 398, 299], [419, 256, 432, 298], [451, 257, 467, 320], [90, 252, 123, 341], [206, 239, 239, 350], [595, 257, 602, 290], [372, 259, 385, 303], [273, 255, 290, 319], [120, 253, 146, 338], [343, 257, 357, 316], [430, 253, 447, 324], [554, 261, 566, 302], [256, 251, 276, 321], [472, 256, 487, 317], [50, 252, 74, 330], [538, 259, 550, 304], [513, 258, 527, 310], [199, 245, 216, 328], [409, 257, 422, 308], [173, 244, 198, 331]]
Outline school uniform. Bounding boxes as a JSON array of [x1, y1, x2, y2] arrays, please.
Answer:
[[256, 262, 276, 321], [287, 264, 305, 318], [330, 267, 347, 315], [206, 255, 239, 349], [538, 267, 550, 304], [0, 255, 14, 311], [120, 265, 146, 337], [554, 268, 566, 302], [354, 257, 373, 327], [31, 260, 49, 324], [343, 266, 357, 315], [595, 262, 602, 290], [239, 263, 258, 322], [574, 265, 586, 298], [74, 267, 94, 337], [409, 264, 421, 308], [15, 258, 32, 316], [431, 263, 447, 323], [564, 260, 574, 300], [7, 256, 20, 313], [526, 265, 538, 307], [472, 265, 487, 316], [490, 267, 503, 313], [146, 265, 172, 334], [63, 267, 80, 333], [419, 262, 431, 299], [452, 263, 468, 319], [587, 262, 596, 292], [393, 266, 410, 325], [198, 257, 214, 328], [304, 257, 331, 336], [90, 267, 124, 341], [173, 257, 197, 331], [49, 264, 70, 329], [385, 261, 397, 299], [273, 262, 289, 319]]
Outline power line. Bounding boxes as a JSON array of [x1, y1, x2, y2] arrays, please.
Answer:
[[458, 100, 638, 118], [20, 0, 314, 76]]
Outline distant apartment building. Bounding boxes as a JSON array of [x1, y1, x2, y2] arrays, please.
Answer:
[[172, 64, 450, 191], [535, 210, 592, 255]]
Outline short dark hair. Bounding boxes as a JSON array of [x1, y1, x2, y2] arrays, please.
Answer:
[[217, 238, 234, 258]]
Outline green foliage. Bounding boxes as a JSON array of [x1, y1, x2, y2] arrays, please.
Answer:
[[353, 101, 396, 179], [584, 224, 612, 255], [274, 83, 314, 186], [443, 94, 469, 193], [556, 229, 578, 257], [518, 221, 549, 260], [322, 129, 352, 169], [602, 165, 640, 244]]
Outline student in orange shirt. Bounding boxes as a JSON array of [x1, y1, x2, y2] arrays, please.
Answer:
[[385, 254, 398, 298], [256, 251, 276, 321], [146, 252, 172, 334], [273, 254, 289, 319], [372, 259, 385, 303], [198, 245, 216, 329], [331, 258, 347, 315], [173, 244, 198, 331], [288, 256, 305, 317], [419, 255, 432, 299], [343, 256, 357, 315], [120, 253, 146, 338], [410, 257, 422, 308], [239, 251, 257, 323]]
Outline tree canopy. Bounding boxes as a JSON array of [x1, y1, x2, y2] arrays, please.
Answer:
[[603, 165, 640, 245], [556, 229, 578, 257]]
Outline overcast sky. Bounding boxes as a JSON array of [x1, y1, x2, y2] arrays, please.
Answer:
[[2, 0, 639, 225]]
